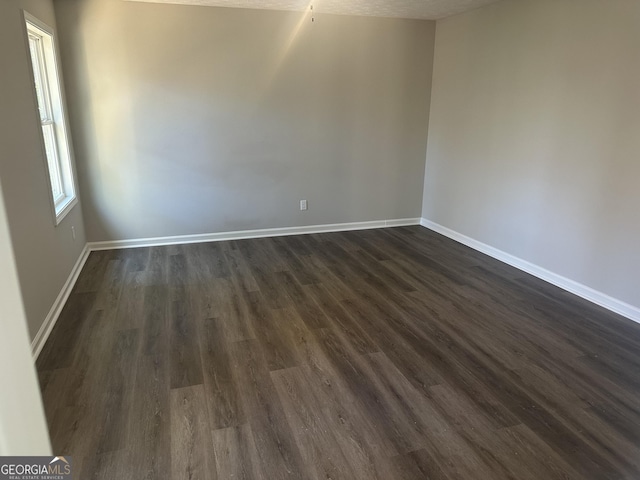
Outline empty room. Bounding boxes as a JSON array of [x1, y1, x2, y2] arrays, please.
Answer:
[[1, 0, 640, 478]]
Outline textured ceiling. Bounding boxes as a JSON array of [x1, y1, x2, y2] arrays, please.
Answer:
[[125, 0, 504, 20]]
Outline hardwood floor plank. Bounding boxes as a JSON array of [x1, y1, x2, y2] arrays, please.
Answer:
[[143, 246, 170, 286], [221, 242, 260, 292], [237, 238, 287, 274], [209, 277, 256, 342], [123, 247, 151, 273], [184, 242, 230, 282], [271, 236, 319, 285], [127, 354, 171, 480], [227, 339, 307, 479], [46, 310, 116, 458], [430, 363, 622, 479], [170, 385, 216, 480], [114, 276, 145, 331], [73, 251, 113, 293], [587, 402, 640, 446], [36, 292, 97, 371], [37, 227, 640, 480], [273, 270, 331, 330], [314, 327, 426, 454], [304, 283, 379, 355], [205, 242, 232, 279], [281, 325, 399, 474], [141, 285, 169, 356], [341, 230, 391, 261], [391, 449, 450, 480], [365, 352, 511, 479], [211, 425, 264, 480], [244, 292, 301, 371], [271, 366, 358, 480], [340, 295, 445, 390], [169, 298, 204, 389], [495, 424, 582, 480], [168, 252, 189, 290], [95, 328, 139, 454], [93, 258, 127, 311], [200, 318, 245, 429], [79, 450, 132, 480]]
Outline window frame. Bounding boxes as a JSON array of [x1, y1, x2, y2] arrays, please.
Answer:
[[23, 11, 78, 226]]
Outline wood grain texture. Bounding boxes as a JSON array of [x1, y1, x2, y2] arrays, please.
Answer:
[[37, 227, 640, 479], [211, 424, 263, 480], [170, 385, 215, 480]]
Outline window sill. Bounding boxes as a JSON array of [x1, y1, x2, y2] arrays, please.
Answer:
[[54, 195, 77, 226]]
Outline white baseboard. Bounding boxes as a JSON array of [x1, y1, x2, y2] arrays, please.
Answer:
[[420, 218, 640, 325], [87, 218, 422, 250], [31, 245, 90, 359], [33, 217, 639, 360]]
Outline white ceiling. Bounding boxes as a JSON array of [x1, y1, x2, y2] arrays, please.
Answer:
[[126, 0, 504, 20]]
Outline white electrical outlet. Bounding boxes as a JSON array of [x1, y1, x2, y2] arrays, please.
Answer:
[[300, 199, 308, 211], [71, 226, 76, 240]]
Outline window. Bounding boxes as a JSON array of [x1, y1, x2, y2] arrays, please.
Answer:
[[24, 12, 77, 225]]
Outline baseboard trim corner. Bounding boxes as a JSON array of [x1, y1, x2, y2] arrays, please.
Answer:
[[32, 244, 91, 359], [420, 218, 640, 325], [87, 218, 422, 251]]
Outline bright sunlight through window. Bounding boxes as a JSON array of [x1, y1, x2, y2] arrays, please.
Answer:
[[25, 12, 77, 225]]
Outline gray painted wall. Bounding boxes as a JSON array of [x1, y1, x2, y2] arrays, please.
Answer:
[[423, 0, 640, 309], [53, 0, 436, 241], [0, 0, 87, 340]]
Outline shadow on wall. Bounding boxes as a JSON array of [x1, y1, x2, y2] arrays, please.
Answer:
[[58, 0, 433, 241]]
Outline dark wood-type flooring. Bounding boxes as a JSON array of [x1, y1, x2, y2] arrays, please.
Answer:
[[37, 226, 640, 479]]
